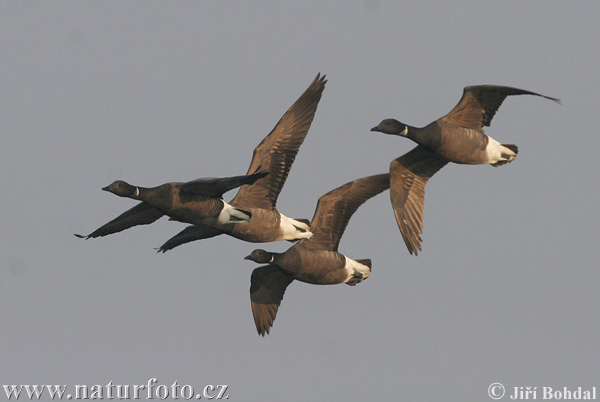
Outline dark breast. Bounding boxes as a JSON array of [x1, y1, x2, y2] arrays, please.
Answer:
[[142, 184, 176, 211]]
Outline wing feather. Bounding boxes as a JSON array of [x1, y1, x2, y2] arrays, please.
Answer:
[[389, 146, 448, 255], [181, 171, 268, 197], [156, 224, 223, 253], [440, 85, 560, 130], [303, 174, 390, 251], [75, 202, 163, 239], [250, 265, 294, 336], [232, 74, 327, 210]]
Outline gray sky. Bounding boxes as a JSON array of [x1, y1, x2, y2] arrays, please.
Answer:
[[2, 1, 599, 401]]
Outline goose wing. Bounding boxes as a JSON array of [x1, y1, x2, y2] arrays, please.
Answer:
[[390, 146, 448, 255], [440, 85, 560, 131], [231, 74, 327, 210], [250, 265, 294, 336], [155, 224, 224, 253], [75, 202, 163, 239], [181, 171, 268, 197], [302, 174, 390, 251]]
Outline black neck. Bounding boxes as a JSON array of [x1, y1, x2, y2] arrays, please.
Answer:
[[407, 124, 442, 150]]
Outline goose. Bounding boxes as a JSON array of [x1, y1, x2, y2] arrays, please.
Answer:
[[75, 172, 268, 239], [371, 85, 560, 255], [244, 173, 390, 336], [156, 73, 327, 251]]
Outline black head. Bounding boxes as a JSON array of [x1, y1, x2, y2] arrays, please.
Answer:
[[244, 249, 274, 264], [370, 119, 408, 136], [102, 180, 139, 198]]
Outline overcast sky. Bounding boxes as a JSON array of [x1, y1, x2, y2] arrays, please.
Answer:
[[2, 1, 599, 401]]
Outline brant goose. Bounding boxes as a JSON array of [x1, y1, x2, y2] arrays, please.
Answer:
[[156, 73, 327, 252], [244, 173, 390, 336], [371, 85, 560, 255], [75, 172, 267, 239]]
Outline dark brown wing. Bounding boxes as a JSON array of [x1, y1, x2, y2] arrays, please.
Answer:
[[390, 146, 448, 255], [181, 171, 268, 197], [155, 224, 223, 253], [440, 85, 560, 130], [250, 265, 294, 336], [231, 74, 327, 210], [302, 174, 390, 252], [75, 202, 164, 239]]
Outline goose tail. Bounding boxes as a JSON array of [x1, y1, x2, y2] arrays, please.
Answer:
[[492, 144, 518, 167]]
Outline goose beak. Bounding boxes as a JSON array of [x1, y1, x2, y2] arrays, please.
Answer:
[[370, 126, 380, 132], [102, 186, 110, 192], [244, 255, 252, 260]]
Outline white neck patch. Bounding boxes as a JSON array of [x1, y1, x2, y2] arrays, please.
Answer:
[[134, 187, 140, 197], [269, 255, 274, 263], [401, 126, 408, 136]]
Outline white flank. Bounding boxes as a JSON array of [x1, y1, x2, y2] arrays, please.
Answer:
[[279, 213, 313, 240], [218, 202, 251, 225], [344, 256, 371, 285]]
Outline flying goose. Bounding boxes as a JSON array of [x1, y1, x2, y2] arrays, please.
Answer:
[[244, 173, 390, 336], [156, 73, 327, 251], [76, 172, 267, 239], [371, 85, 560, 255]]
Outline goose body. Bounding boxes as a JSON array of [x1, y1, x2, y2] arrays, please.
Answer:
[[245, 173, 390, 336], [371, 85, 560, 255], [247, 247, 371, 286], [404, 120, 515, 165], [215, 209, 311, 243], [76, 172, 266, 239]]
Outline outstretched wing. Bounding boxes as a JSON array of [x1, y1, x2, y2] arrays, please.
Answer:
[[155, 224, 224, 253], [440, 85, 560, 130], [231, 73, 327, 210], [389, 146, 448, 255], [250, 265, 294, 336], [181, 171, 268, 197], [75, 202, 164, 239], [302, 174, 390, 251]]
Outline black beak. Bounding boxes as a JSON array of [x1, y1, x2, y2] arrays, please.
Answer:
[[102, 186, 110, 192], [370, 126, 380, 132], [244, 255, 252, 260]]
